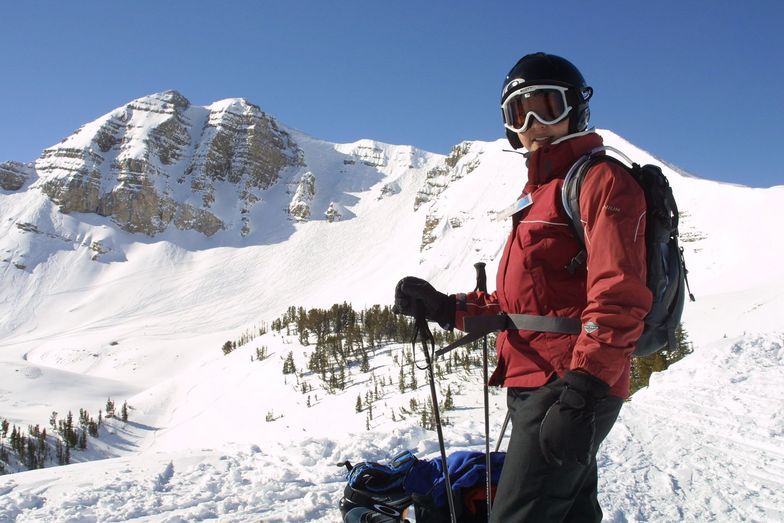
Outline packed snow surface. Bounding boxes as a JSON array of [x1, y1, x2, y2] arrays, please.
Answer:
[[1, 125, 783, 521]]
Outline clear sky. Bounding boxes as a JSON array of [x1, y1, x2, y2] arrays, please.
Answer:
[[1, 1, 781, 188]]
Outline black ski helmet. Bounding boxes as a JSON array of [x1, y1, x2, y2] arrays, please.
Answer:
[[501, 52, 593, 149]]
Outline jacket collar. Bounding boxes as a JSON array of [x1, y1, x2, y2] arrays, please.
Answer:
[[524, 132, 604, 187]]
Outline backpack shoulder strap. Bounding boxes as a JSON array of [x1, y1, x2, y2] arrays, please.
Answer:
[[562, 153, 632, 243], [562, 150, 634, 274]]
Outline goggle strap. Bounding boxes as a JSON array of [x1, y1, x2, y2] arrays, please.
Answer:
[[566, 86, 592, 106]]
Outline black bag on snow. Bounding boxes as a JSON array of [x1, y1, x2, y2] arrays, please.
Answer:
[[561, 148, 694, 356], [338, 450, 416, 522]]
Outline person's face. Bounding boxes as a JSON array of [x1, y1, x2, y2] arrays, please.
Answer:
[[517, 118, 570, 153]]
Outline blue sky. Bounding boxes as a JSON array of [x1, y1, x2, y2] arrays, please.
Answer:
[[1, 1, 781, 187]]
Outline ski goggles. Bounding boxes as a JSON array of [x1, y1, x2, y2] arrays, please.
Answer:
[[501, 84, 573, 133]]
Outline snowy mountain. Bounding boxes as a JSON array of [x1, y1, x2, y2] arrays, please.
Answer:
[[1, 92, 783, 521]]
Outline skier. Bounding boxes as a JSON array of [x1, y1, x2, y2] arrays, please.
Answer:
[[393, 52, 652, 522]]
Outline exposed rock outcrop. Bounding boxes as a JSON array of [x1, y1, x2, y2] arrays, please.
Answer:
[[289, 172, 316, 221], [325, 202, 343, 223], [417, 142, 482, 251], [0, 161, 33, 191], [414, 142, 478, 211]]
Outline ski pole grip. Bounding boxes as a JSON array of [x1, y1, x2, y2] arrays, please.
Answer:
[[474, 262, 487, 293]]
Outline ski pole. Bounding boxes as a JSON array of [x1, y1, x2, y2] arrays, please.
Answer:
[[495, 409, 511, 452], [415, 301, 458, 523], [474, 262, 493, 521]]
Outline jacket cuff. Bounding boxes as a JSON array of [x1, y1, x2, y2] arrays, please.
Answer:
[[454, 293, 467, 312]]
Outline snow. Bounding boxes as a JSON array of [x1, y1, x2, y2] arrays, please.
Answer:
[[1, 122, 783, 521], [600, 333, 784, 522]]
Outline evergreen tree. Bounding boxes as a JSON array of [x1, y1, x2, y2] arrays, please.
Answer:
[[105, 399, 115, 419], [355, 395, 363, 413], [299, 327, 310, 346], [256, 346, 268, 361], [79, 409, 90, 428], [0, 441, 8, 471], [25, 436, 36, 469], [55, 438, 65, 465], [37, 429, 48, 468], [65, 412, 77, 448], [360, 350, 370, 373], [9, 425, 17, 452], [121, 402, 129, 423], [420, 404, 430, 430], [630, 324, 694, 394], [444, 385, 455, 410], [221, 340, 234, 355], [669, 324, 694, 364], [13, 428, 25, 457], [283, 351, 297, 375]]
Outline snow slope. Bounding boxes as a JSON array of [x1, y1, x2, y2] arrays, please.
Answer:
[[1, 126, 783, 521], [1, 333, 781, 522]]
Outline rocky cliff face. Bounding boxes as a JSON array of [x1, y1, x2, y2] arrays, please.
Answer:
[[0, 161, 33, 191], [415, 142, 482, 250], [32, 91, 304, 236]]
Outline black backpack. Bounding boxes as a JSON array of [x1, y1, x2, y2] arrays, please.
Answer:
[[338, 450, 415, 522], [338, 450, 505, 523], [561, 147, 695, 356]]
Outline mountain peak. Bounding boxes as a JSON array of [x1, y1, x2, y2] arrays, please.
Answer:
[[131, 90, 191, 110], [207, 97, 262, 115]]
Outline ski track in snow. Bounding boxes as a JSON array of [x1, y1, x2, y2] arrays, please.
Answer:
[[599, 333, 784, 523]]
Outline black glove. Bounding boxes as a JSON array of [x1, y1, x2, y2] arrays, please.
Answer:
[[393, 276, 455, 330], [539, 370, 610, 466]]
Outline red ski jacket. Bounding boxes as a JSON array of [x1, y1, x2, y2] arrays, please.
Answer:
[[454, 132, 652, 398]]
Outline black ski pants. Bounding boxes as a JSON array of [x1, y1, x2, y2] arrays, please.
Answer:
[[490, 382, 623, 523]]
